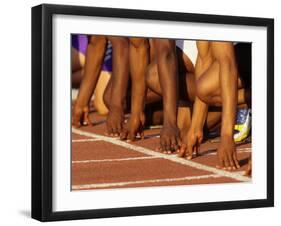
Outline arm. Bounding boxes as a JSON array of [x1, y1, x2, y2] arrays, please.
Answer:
[[120, 38, 149, 140], [179, 41, 211, 158], [154, 39, 180, 152], [130, 39, 149, 117], [211, 42, 240, 169], [212, 42, 238, 138], [105, 37, 130, 135], [72, 36, 106, 127]]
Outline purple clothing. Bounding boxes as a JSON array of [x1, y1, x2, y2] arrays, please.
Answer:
[[71, 34, 112, 72], [72, 34, 88, 55]]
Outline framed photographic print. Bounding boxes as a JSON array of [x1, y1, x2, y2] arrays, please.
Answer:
[[32, 3, 274, 222]]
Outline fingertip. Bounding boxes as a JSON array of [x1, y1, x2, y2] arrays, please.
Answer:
[[177, 149, 184, 157]]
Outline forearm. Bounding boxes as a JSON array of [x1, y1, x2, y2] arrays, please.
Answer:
[[190, 97, 208, 130], [130, 40, 149, 116], [109, 40, 130, 109], [76, 42, 105, 108], [158, 51, 178, 126], [190, 58, 209, 131], [220, 60, 238, 137], [110, 72, 129, 110]]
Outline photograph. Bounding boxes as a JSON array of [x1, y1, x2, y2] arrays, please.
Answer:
[[71, 35, 252, 191], [31, 4, 273, 221]]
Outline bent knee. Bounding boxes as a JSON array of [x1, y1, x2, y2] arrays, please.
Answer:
[[146, 63, 157, 86], [130, 38, 147, 48], [108, 37, 129, 49], [89, 36, 107, 46], [196, 80, 210, 103], [154, 39, 175, 55]]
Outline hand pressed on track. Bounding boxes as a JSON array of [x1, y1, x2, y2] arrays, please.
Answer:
[[105, 106, 124, 136], [216, 136, 240, 170], [72, 105, 92, 128], [157, 124, 181, 154], [120, 112, 145, 142], [178, 128, 203, 159]]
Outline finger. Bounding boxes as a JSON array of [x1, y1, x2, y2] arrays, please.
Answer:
[[162, 144, 168, 154], [106, 124, 113, 136], [216, 155, 224, 169], [178, 145, 186, 158], [111, 126, 117, 136], [140, 131, 145, 140], [165, 139, 172, 153], [231, 151, 239, 170], [83, 112, 92, 126], [128, 132, 136, 142], [82, 112, 88, 125], [187, 144, 193, 160], [171, 137, 178, 153], [194, 141, 200, 158], [162, 141, 169, 153], [72, 117, 81, 128], [120, 128, 128, 140], [223, 156, 231, 170], [116, 124, 122, 135], [233, 153, 241, 169], [228, 156, 235, 170], [159, 143, 165, 153]]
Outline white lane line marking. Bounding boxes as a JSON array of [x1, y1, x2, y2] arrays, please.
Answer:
[[72, 138, 101, 143], [72, 149, 250, 164], [72, 174, 222, 190], [72, 156, 159, 164], [198, 147, 251, 156], [72, 128, 251, 182]]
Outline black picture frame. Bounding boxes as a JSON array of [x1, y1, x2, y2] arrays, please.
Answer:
[[32, 3, 274, 222]]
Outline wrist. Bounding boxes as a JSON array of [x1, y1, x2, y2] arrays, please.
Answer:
[[131, 111, 143, 117], [220, 131, 234, 140], [190, 122, 203, 133], [109, 104, 123, 112], [163, 119, 177, 128]]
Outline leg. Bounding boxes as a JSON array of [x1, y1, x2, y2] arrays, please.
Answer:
[[93, 71, 111, 115], [71, 47, 85, 88]]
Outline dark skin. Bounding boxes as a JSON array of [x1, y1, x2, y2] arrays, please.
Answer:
[[120, 38, 149, 141], [179, 41, 240, 170], [121, 38, 182, 150], [72, 36, 107, 127], [146, 46, 226, 154], [152, 39, 181, 152], [72, 36, 129, 135], [104, 37, 130, 136]]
